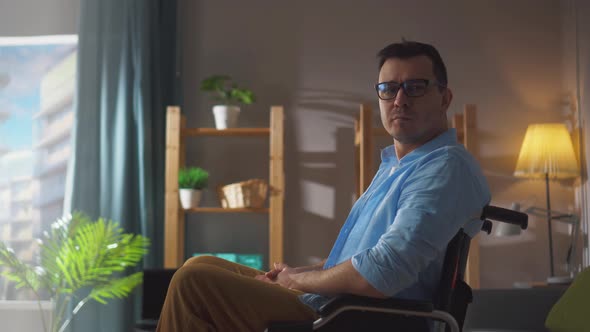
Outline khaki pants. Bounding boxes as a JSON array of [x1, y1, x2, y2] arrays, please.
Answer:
[[156, 256, 318, 332]]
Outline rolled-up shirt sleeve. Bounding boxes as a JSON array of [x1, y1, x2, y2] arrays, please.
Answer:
[[351, 154, 490, 297]]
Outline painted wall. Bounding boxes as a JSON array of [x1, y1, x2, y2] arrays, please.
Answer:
[[577, 2, 590, 269], [0, 301, 52, 332], [179, 0, 573, 288], [0, 0, 79, 36], [561, 0, 590, 269]]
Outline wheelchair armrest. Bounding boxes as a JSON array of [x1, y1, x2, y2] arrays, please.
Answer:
[[318, 294, 434, 316]]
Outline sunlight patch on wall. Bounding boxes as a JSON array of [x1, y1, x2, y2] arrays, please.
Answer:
[[301, 180, 334, 220]]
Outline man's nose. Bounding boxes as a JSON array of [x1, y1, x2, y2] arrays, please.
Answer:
[[393, 88, 409, 108]]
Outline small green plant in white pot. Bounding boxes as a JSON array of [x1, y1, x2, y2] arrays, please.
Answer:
[[178, 167, 209, 209], [200, 75, 256, 129]]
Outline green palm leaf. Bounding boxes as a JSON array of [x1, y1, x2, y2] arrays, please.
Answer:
[[0, 212, 150, 332], [88, 272, 144, 305], [0, 242, 42, 291]]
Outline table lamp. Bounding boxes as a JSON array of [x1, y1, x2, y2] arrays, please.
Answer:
[[514, 123, 580, 282]]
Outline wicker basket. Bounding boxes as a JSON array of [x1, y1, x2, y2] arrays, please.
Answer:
[[218, 179, 268, 208]]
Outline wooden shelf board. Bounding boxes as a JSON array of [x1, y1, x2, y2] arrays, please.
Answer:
[[185, 207, 269, 213], [183, 128, 270, 137]]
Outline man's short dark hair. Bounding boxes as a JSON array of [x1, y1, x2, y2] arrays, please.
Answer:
[[377, 40, 448, 86]]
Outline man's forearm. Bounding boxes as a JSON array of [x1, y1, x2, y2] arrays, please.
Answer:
[[289, 260, 386, 298], [292, 259, 327, 273]]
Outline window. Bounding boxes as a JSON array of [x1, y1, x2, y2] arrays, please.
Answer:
[[0, 35, 77, 300]]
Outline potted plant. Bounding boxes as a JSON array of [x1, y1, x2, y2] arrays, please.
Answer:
[[200, 75, 256, 129], [178, 167, 209, 209], [0, 212, 150, 332]]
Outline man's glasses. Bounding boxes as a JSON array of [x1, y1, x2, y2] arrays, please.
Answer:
[[375, 79, 445, 100]]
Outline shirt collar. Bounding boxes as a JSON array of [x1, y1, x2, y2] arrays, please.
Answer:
[[380, 128, 458, 165]]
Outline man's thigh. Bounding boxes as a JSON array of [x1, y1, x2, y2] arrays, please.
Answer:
[[176, 261, 317, 331], [183, 255, 264, 277]]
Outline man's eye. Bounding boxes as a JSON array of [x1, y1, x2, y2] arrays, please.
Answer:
[[405, 84, 425, 94], [382, 84, 398, 93]]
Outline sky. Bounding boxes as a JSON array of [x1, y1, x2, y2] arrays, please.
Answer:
[[0, 36, 76, 182]]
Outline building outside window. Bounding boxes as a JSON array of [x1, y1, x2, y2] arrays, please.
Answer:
[[0, 35, 77, 301]]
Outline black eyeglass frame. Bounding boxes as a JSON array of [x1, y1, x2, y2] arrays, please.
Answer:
[[375, 79, 446, 100]]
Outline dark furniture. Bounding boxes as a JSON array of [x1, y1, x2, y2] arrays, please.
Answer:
[[135, 268, 177, 332]]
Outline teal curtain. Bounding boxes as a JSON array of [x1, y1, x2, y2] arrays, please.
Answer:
[[63, 0, 179, 331]]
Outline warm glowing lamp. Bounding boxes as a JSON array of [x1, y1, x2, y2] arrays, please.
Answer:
[[514, 123, 579, 280]]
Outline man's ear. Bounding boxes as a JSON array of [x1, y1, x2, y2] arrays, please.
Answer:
[[441, 88, 453, 111]]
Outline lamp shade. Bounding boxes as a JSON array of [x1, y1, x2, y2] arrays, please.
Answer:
[[514, 123, 579, 179]]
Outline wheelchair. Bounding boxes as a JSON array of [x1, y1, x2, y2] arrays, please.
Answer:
[[265, 205, 528, 332]]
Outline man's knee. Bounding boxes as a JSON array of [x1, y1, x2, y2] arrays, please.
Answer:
[[183, 255, 226, 267], [170, 261, 220, 293]]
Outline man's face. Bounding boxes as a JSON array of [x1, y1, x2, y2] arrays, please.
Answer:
[[378, 55, 452, 147]]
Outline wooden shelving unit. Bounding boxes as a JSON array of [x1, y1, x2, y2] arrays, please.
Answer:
[[164, 106, 284, 268]]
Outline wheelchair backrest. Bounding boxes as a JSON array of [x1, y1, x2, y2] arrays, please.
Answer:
[[433, 205, 529, 331], [433, 229, 473, 331]]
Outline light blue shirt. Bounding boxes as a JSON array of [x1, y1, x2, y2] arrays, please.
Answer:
[[300, 128, 491, 311]]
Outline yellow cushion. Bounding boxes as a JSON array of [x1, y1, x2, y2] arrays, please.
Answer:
[[545, 267, 590, 332]]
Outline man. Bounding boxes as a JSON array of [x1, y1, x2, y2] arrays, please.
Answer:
[[156, 40, 490, 332]]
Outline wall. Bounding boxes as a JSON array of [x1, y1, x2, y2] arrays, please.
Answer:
[[561, 0, 590, 269], [578, 2, 590, 269], [179, 0, 573, 288], [0, 301, 52, 332], [0, 0, 79, 36]]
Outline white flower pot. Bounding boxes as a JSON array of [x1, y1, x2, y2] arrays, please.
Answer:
[[179, 189, 202, 209], [213, 105, 240, 129]]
